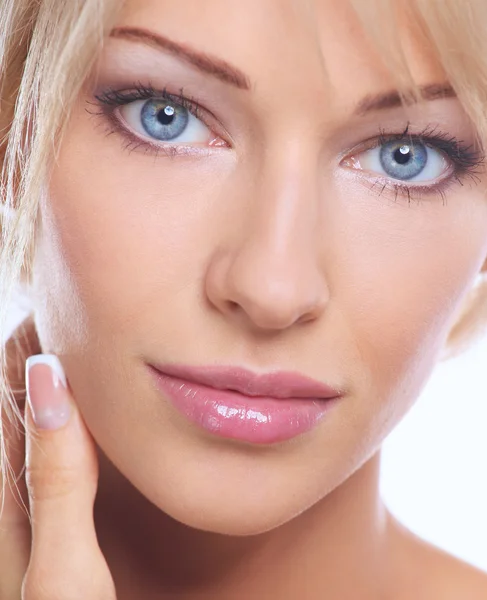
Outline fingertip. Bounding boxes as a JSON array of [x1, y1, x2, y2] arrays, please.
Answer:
[[25, 355, 71, 431], [25, 355, 67, 389]]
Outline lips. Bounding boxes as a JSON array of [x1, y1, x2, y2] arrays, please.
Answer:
[[148, 363, 342, 400], [147, 363, 342, 444]]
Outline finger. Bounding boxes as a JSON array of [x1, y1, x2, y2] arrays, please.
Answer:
[[0, 408, 30, 600], [22, 355, 116, 600], [0, 317, 40, 598]]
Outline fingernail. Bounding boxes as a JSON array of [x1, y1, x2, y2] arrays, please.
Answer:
[[25, 354, 71, 430]]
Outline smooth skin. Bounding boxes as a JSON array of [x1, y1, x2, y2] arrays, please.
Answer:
[[2, 0, 487, 597], [5, 319, 487, 600]]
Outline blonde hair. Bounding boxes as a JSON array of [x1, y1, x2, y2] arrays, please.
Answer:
[[0, 0, 121, 509], [1, 0, 487, 499]]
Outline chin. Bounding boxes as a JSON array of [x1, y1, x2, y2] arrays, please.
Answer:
[[112, 441, 338, 537], [152, 488, 301, 536]]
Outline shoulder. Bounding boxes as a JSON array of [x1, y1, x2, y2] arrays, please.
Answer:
[[387, 511, 487, 600], [425, 546, 487, 600]]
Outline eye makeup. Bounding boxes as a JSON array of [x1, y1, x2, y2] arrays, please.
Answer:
[[87, 81, 231, 158], [341, 123, 485, 204], [87, 79, 486, 204]]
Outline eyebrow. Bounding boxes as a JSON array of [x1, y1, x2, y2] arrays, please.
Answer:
[[110, 26, 251, 90], [109, 28, 454, 116], [355, 83, 456, 115]]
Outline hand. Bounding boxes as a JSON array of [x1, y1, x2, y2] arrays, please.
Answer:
[[0, 317, 117, 599]]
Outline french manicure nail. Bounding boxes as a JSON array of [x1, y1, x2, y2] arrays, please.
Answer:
[[25, 354, 71, 430]]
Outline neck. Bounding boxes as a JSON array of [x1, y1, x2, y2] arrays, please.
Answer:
[[95, 449, 395, 600]]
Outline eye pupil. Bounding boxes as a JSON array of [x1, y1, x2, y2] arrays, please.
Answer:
[[157, 105, 176, 125], [394, 145, 412, 165]]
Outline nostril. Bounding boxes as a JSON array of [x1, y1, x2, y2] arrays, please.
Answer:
[[227, 300, 240, 312]]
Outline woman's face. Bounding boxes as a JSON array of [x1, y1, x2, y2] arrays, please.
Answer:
[[32, 0, 487, 534]]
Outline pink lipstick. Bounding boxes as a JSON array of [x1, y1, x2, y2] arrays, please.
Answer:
[[147, 363, 342, 444]]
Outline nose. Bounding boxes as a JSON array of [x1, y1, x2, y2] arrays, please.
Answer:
[[205, 155, 330, 333]]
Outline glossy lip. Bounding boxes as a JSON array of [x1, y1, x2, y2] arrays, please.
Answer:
[[147, 363, 343, 444]]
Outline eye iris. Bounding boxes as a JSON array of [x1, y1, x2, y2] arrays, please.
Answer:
[[140, 99, 189, 141], [379, 140, 427, 180]]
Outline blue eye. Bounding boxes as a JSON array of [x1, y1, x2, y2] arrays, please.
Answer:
[[346, 137, 450, 184], [379, 140, 427, 180], [119, 97, 212, 145], [140, 99, 189, 141]]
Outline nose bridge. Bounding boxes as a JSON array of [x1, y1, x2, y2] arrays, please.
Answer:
[[245, 141, 320, 266], [206, 142, 329, 331]]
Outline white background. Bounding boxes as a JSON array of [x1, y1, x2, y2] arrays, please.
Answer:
[[4, 289, 487, 573]]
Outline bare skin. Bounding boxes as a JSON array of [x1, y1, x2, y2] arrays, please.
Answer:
[[2, 0, 487, 597], [4, 320, 487, 599]]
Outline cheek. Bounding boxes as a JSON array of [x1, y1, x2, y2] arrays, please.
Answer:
[[332, 189, 487, 417], [31, 120, 234, 355]]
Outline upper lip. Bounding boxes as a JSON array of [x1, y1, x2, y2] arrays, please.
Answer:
[[148, 363, 342, 399]]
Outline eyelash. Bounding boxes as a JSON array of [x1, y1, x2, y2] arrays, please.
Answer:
[[88, 81, 218, 158], [88, 82, 486, 204], [358, 124, 485, 205]]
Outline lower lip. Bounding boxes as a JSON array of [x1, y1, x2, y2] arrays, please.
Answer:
[[148, 366, 339, 444]]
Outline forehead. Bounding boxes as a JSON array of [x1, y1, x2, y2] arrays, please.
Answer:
[[114, 0, 446, 111]]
